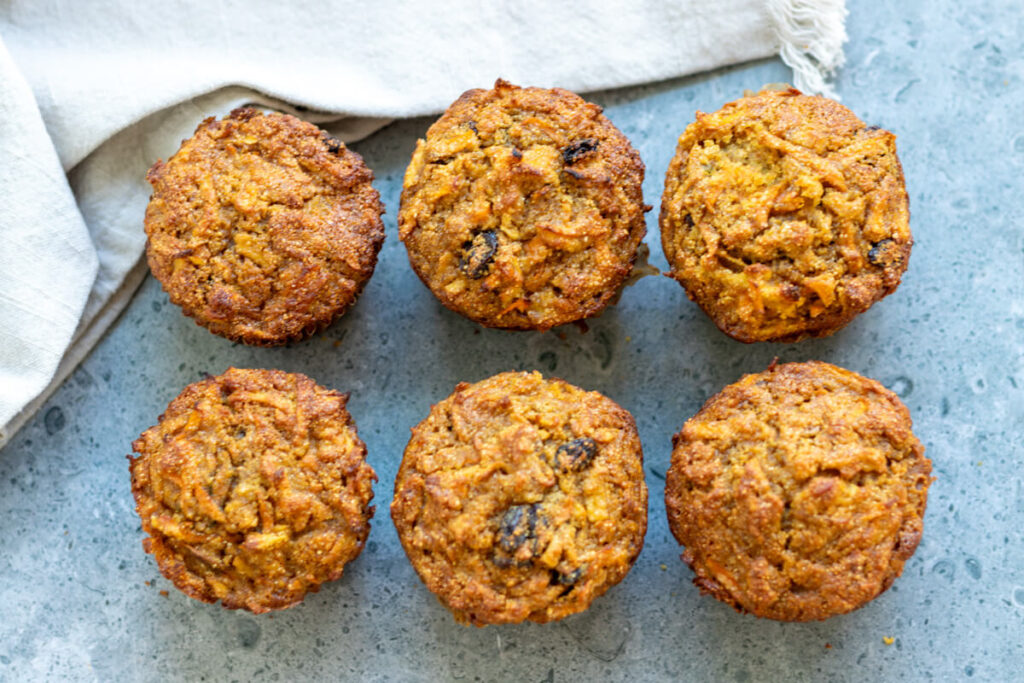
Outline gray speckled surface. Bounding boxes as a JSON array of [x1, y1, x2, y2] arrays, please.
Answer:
[[3, 2, 1023, 680]]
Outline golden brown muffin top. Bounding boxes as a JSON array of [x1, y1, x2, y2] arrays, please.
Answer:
[[129, 368, 376, 613], [665, 361, 932, 621], [391, 371, 647, 625], [144, 108, 385, 345], [660, 89, 911, 342], [399, 80, 647, 330]]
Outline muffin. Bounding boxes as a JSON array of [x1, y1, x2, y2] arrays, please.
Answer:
[[391, 371, 647, 625], [398, 79, 647, 331], [144, 108, 385, 345], [664, 361, 932, 621], [660, 88, 912, 342], [129, 368, 376, 613]]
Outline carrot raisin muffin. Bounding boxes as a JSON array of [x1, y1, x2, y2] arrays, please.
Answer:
[[144, 108, 385, 345], [391, 371, 647, 625], [129, 368, 376, 613], [660, 89, 912, 342], [665, 361, 932, 621], [399, 80, 647, 330]]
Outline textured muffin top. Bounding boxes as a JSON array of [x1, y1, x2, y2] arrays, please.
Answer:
[[660, 89, 911, 342], [391, 371, 647, 625], [144, 108, 385, 345], [399, 80, 647, 330], [129, 368, 376, 613], [665, 361, 932, 621]]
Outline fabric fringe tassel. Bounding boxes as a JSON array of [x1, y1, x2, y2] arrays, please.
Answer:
[[767, 0, 849, 99]]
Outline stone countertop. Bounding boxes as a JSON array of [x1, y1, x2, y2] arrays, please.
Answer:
[[2, 2, 1022, 680]]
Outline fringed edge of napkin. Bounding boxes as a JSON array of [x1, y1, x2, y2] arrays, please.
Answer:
[[768, 0, 848, 99]]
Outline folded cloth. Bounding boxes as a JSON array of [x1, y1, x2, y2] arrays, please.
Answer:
[[0, 0, 847, 447]]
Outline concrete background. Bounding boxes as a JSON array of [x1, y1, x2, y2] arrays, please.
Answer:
[[2, 1, 1022, 680]]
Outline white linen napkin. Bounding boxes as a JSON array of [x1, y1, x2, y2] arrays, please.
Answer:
[[0, 0, 847, 447]]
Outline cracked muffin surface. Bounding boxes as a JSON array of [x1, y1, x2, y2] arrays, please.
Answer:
[[391, 371, 647, 625], [129, 368, 376, 614], [660, 88, 911, 342], [144, 108, 385, 345], [398, 80, 647, 330], [665, 361, 932, 621]]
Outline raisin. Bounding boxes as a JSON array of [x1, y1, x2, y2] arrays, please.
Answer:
[[780, 282, 802, 302], [460, 230, 499, 279], [511, 147, 522, 159], [555, 437, 598, 472], [683, 214, 695, 228], [865, 125, 881, 131], [553, 567, 583, 586], [562, 138, 599, 164], [867, 238, 897, 266], [497, 504, 539, 554], [467, 120, 478, 134], [325, 137, 343, 154]]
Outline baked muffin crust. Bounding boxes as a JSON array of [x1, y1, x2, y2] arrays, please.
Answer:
[[665, 361, 932, 621], [391, 371, 647, 625], [660, 89, 911, 342], [129, 368, 376, 613], [144, 108, 385, 345], [399, 80, 647, 330]]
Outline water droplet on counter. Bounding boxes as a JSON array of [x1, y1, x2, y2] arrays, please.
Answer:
[[44, 406, 67, 435], [562, 598, 631, 662], [1012, 135, 1024, 157], [237, 619, 261, 649], [964, 557, 982, 580], [890, 376, 914, 397], [538, 351, 558, 372], [931, 559, 955, 582]]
